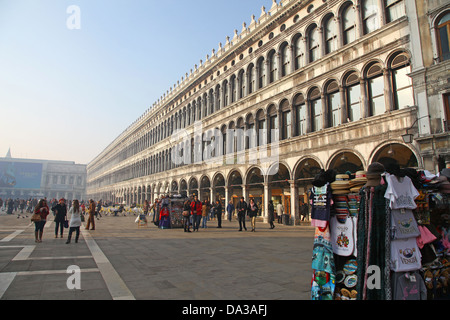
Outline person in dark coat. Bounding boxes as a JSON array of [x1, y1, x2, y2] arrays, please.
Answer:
[[247, 198, 258, 232], [268, 200, 275, 229], [53, 198, 67, 238], [215, 200, 222, 228], [236, 197, 247, 231]]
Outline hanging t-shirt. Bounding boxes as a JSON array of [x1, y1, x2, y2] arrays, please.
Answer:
[[351, 216, 358, 257], [310, 183, 332, 227], [392, 271, 427, 300], [312, 225, 335, 275], [330, 215, 355, 256], [390, 238, 422, 272], [391, 209, 420, 240], [384, 174, 419, 210]]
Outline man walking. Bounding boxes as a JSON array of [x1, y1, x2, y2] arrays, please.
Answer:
[[190, 195, 202, 232], [236, 197, 247, 231], [85, 199, 96, 230]]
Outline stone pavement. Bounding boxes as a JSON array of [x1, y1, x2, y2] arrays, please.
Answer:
[[0, 211, 315, 300]]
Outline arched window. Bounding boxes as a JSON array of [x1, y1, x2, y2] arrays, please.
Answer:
[[326, 80, 341, 127], [280, 100, 291, 140], [280, 43, 290, 77], [209, 89, 215, 115], [215, 85, 221, 112], [293, 34, 304, 70], [366, 63, 385, 116], [238, 70, 246, 99], [324, 15, 338, 54], [221, 125, 227, 156], [236, 117, 245, 152], [345, 72, 361, 122], [246, 114, 256, 149], [197, 97, 202, 120], [191, 102, 196, 123], [308, 24, 320, 62], [256, 109, 266, 146], [257, 57, 266, 89], [309, 87, 322, 131], [362, 0, 380, 34], [437, 12, 450, 62], [248, 64, 255, 94], [390, 52, 414, 110], [268, 50, 278, 83], [268, 104, 279, 143], [385, 0, 405, 23], [203, 93, 208, 118], [223, 80, 229, 107], [230, 75, 237, 103], [294, 93, 306, 136], [342, 3, 356, 45]]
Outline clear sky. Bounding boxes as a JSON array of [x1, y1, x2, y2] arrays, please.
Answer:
[[0, 0, 275, 165]]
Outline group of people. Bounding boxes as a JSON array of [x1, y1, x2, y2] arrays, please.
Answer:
[[177, 196, 279, 232], [31, 198, 97, 244], [180, 195, 224, 232], [0, 198, 39, 215]]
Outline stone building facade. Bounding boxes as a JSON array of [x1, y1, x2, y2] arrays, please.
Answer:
[[0, 157, 87, 201], [87, 0, 450, 224]]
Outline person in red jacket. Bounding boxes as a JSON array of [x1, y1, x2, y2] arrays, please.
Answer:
[[34, 199, 50, 243], [190, 195, 202, 232]]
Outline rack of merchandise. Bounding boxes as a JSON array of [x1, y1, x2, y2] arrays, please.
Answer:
[[309, 166, 450, 300]]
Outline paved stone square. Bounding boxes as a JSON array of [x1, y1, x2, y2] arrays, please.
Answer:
[[0, 211, 314, 300]]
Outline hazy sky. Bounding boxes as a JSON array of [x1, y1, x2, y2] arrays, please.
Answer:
[[0, 0, 275, 164]]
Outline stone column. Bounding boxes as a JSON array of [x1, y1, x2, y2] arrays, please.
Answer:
[[290, 180, 298, 225]]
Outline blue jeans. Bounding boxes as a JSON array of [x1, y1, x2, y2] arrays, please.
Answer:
[[193, 215, 201, 230], [201, 216, 207, 228]]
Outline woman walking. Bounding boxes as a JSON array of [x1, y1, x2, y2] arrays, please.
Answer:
[[66, 200, 82, 244], [268, 200, 275, 229], [34, 199, 50, 243], [248, 198, 258, 232], [183, 199, 191, 232]]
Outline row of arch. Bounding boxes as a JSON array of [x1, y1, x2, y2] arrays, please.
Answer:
[[102, 142, 419, 211], [88, 48, 414, 189], [88, 0, 409, 177]]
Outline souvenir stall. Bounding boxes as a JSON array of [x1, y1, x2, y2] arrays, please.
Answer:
[[157, 195, 187, 229], [309, 165, 450, 300]]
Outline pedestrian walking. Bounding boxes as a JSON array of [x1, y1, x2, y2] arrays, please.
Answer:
[[66, 200, 82, 244], [300, 202, 309, 221], [190, 195, 202, 231], [276, 202, 284, 224], [268, 200, 275, 229], [85, 199, 96, 230], [248, 198, 258, 232], [33, 199, 49, 243], [96, 200, 102, 219], [183, 199, 191, 232], [236, 197, 247, 231], [215, 200, 222, 228], [201, 200, 208, 228], [52, 198, 67, 238], [226, 200, 234, 222], [143, 200, 149, 215]]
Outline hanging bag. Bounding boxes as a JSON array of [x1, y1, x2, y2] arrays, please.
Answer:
[[31, 213, 41, 222]]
